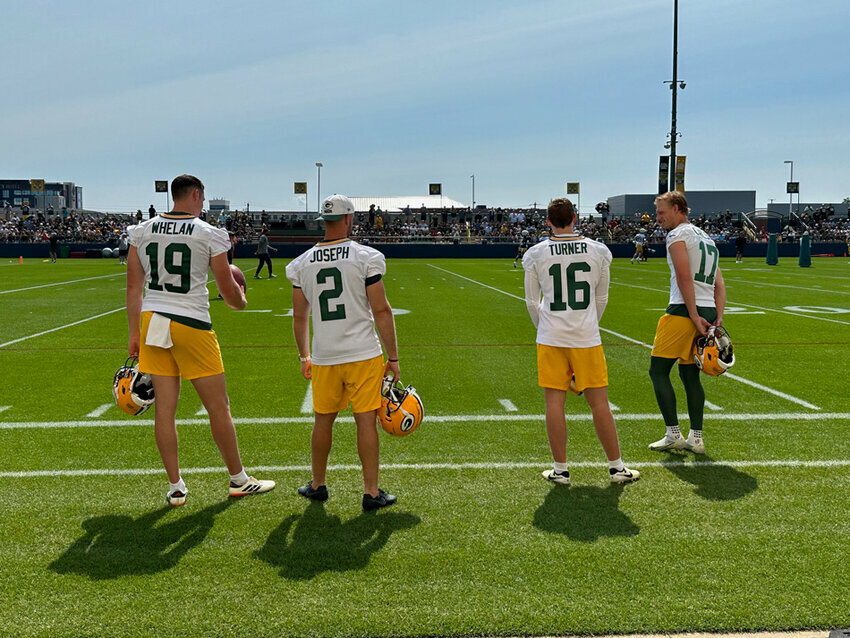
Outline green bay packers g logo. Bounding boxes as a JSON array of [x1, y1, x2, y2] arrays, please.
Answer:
[[400, 414, 415, 432]]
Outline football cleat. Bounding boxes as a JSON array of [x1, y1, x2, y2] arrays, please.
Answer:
[[297, 481, 328, 502], [113, 357, 155, 415], [609, 467, 640, 484], [684, 433, 706, 454], [649, 434, 687, 452], [166, 488, 187, 506], [542, 469, 571, 485], [378, 375, 424, 436], [694, 326, 735, 376], [229, 476, 275, 497], [362, 489, 397, 511]]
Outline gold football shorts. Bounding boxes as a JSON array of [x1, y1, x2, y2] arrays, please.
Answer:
[[139, 311, 225, 380], [651, 314, 700, 364], [311, 355, 384, 414], [537, 344, 608, 392]]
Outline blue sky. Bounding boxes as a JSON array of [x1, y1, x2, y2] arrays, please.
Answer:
[[3, 0, 848, 213]]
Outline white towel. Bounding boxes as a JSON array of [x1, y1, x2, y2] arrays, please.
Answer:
[[145, 313, 173, 348]]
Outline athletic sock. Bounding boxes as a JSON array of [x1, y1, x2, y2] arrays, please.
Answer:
[[553, 461, 569, 473], [667, 425, 682, 438], [169, 478, 186, 494], [688, 429, 703, 440], [608, 458, 625, 472], [649, 356, 679, 428], [230, 470, 249, 485], [678, 363, 705, 432]]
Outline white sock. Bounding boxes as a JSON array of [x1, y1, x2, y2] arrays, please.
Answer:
[[169, 478, 186, 493], [688, 429, 702, 440], [230, 469, 249, 485], [553, 461, 569, 473], [667, 425, 681, 438], [608, 458, 625, 472]]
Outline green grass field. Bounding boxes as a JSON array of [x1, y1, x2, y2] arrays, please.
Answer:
[[1, 254, 849, 637]]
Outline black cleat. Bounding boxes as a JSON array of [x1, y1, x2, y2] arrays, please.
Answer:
[[297, 481, 328, 502], [362, 489, 397, 511]]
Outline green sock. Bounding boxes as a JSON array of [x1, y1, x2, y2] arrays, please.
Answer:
[[678, 363, 705, 431], [649, 356, 679, 428]]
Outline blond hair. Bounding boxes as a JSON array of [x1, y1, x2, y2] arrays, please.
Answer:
[[655, 191, 689, 216]]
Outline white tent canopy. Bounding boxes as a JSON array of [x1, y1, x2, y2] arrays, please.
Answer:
[[348, 195, 467, 214]]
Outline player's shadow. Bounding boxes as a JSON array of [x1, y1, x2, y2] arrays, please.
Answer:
[[533, 484, 640, 542], [255, 501, 420, 580], [661, 454, 758, 501], [49, 499, 235, 580]]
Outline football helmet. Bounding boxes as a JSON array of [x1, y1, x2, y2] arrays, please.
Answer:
[[113, 357, 155, 415], [379, 376, 424, 436], [694, 326, 735, 376]]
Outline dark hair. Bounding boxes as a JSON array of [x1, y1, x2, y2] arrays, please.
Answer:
[[655, 191, 689, 215], [171, 174, 204, 201], [548, 198, 576, 228]]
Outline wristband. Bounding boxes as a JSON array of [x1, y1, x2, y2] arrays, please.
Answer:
[[299, 354, 311, 362], [387, 358, 398, 362]]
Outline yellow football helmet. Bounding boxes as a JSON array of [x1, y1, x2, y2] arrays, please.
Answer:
[[694, 326, 735, 376], [379, 376, 424, 436], [113, 357, 155, 415]]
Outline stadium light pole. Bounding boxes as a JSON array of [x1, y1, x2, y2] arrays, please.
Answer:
[[784, 160, 793, 217], [315, 163, 323, 214], [470, 174, 475, 210], [664, 0, 684, 191]]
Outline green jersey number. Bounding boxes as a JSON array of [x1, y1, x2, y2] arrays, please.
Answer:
[[145, 242, 192, 294], [694, 241, 719, 285], [548, 262, 591, 311], [317, 267, 346, 321]]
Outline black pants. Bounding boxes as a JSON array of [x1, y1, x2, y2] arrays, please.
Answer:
[[256, 254, 273, 276]]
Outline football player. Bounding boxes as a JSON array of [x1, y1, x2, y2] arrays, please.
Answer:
[[287, 194, 401, 511], [514, 229, 532, 268], [126, 174, 275, 506], [523, 198, 639, 485], [630, 228, 647, 264], [648, 191, 726, 454]]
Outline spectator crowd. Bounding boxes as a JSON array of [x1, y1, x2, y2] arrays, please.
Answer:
[[3, 203, 849, 246]]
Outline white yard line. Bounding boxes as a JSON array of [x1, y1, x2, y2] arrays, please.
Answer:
[[1, 412, 848, 430], [430, 264, 822, 410], [498, 399, 518, 412], [0, 306, 125, 349], [611, 280, 850, 326], [608, 401, 620, 411], [0, 406, 10, 414], [85, 403, 113, 418], [300, 382, 313, 414], [242, 309, 272, 313], [704, 400, 723, 411], [195, 406, 208, 416], [722, 276, 850, 296], [4, 458, 850, 479], [0, 273, 121, 295]]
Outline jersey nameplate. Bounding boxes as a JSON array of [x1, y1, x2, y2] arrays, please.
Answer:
[[150, 221, 195, 236], [549, 242, 587, 256], [310, 246, 350, 263]]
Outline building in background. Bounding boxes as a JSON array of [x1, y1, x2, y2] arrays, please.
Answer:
[[208, 198, 230, 219], [607, 190, 755, 219], [0, 179, 82, 211]]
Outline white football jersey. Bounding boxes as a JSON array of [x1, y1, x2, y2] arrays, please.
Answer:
[[127, 213, 230, 326], [522, 233, 612, 348], [635, 232, 646, 246], [285, 238, 385, 365], [665, 222, 718, 307]]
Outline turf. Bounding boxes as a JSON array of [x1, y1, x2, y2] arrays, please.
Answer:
[[0, 254, 849, 637]]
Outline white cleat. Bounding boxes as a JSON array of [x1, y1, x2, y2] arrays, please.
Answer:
[[542, 469, 571, 485], [229, 476, 276, 497], [684, 434, 706, 454], [609, 467, 640, 484], [649, 434, 688, 452]]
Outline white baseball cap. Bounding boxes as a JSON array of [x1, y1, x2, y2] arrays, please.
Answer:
[[317, 194, 355, 221]]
